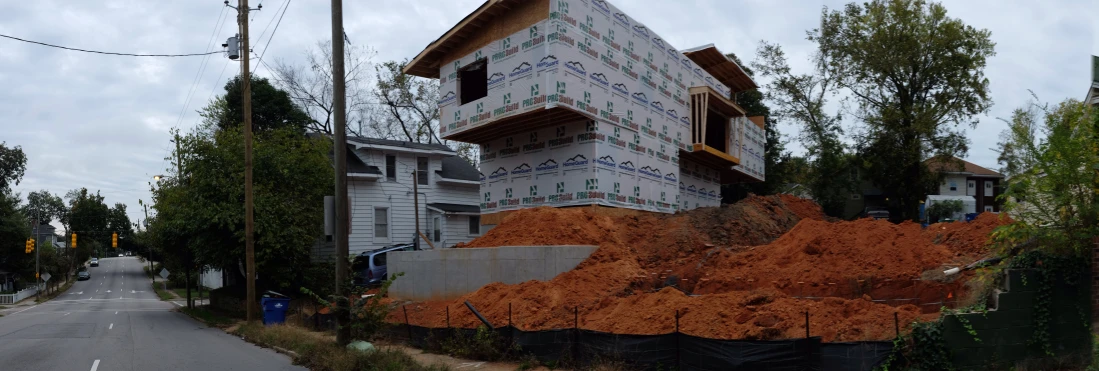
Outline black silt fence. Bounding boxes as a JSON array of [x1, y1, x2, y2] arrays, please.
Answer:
[[390, 324, 893, 371]]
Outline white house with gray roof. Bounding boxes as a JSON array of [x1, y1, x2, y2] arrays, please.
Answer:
[[336, 137, 484, 255]]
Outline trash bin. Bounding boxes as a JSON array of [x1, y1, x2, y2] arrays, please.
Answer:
[[964, 213, 978, 222], [261, 295, 290, 325]]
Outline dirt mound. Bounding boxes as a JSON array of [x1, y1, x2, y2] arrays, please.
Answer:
[[392, 197, 1007, 342], [924, 212, 1012, 259]]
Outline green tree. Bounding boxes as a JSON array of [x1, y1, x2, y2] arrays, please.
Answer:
[[107, 203, 132, 250], [22, 190, 66, 226], [375, 60, 478, 165], [66, 188, 109, 262], [813, 0, 995, 221], [0, 192, 31, 276], [0, 142, 27, 192], [150, 118, 334, 292], [721, 52, 794, 202], [215, 74, 313, 133], [992, 99, 1098, 256], [752, 42, 854, 216]]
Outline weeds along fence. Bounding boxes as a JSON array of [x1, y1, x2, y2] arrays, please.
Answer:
[[382, 304, 895, 371]]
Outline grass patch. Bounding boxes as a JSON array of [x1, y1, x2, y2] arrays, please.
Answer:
[[152, 283, 175, 300], [172, 288, 207, 299], [36, 279, 75, 303], [181, 306, 236, 328], [234, 322, 450, 371]]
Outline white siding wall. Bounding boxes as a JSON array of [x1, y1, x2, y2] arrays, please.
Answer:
[[938, 175, 968, 196], [346, 148, 480, 255]]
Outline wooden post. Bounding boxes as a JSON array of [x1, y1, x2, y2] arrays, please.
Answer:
[[805, 310, 809, 338]]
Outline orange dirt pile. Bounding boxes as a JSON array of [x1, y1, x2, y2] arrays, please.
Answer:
[[392, 195, 1010, 342]]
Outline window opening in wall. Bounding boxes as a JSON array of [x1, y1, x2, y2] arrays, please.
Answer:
[[458, 59, 488, 105], [386, 155, 396, 181], [374, 208, 389, 238], [417, 157, 429, 185], [433, 216, 441, 242], [703, 108, 728, 152], [469, 216, 481, 235]]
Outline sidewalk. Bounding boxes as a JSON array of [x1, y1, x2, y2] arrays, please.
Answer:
[[151, 275, 211, 307]]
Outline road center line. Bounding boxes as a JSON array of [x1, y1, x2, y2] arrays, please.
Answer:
[[90, 359, 100, 371], [10, 305, 37, 315], [64, 312, 70, 316], [108, 323, 113, 330]]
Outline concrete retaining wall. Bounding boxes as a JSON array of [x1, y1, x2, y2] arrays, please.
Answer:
[[387, 245, 598, 301]]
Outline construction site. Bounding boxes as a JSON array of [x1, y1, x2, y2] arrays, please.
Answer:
[[388, 194, 1009, 343]]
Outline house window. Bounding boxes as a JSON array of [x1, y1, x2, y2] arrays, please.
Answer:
[[469, 216, 481, 235], [374, 208, 389, 238], [433, 216, 441, 242], [385, 155, 396, 181], [417, 157, 429, 185], [984, 206, 994, 212], [985, 182, 992, 190], [458, 59, 488, 105]]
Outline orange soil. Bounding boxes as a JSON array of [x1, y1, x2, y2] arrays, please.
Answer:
[[391, 195, 1009, 342]]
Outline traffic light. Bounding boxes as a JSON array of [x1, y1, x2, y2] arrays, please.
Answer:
[[112, 233, 118, 248], [71, 233, 77, 248], [24, 239, 31, 254], [25, 238, 35, 254]]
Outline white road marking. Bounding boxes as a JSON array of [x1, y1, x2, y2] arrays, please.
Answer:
[[95, 290, 98, 293], [64, 312, 70, 316], [106, 290, 111, 293], [10, 305, 37, 315], [457, 362, 485, 369], [171, 301, 182, 307], [90, 359, 100, 371], [115, 311, 118, 314], [108, 323, 113, 330]]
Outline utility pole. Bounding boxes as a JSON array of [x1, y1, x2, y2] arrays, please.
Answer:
[[227, 0, 260, 323], [175, 135, 193, 310], [143, 202, 151, 284], [34, 214, 39, 299], [331, 0, 351, 346]]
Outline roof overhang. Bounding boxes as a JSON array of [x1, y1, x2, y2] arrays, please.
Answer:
[[689, 86, 746, 117], [426, 203, 482, 216], [682, 44, 759, 94], [348, 141, 455, 156], [404, 0, 525, 78], [436, 177, 481, 186], [349, 173, 382, 181]]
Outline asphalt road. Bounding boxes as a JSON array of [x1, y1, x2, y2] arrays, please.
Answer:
[[0, 256, 305, 371]]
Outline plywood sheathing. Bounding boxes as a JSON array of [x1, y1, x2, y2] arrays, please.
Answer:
[[442, 0, 549, 68], [481, 203, 649, 225], [683, 45, 759, 94], [404, 0, 549, 78], [748, 116, 765, 130], [441, 106, 589, 143]]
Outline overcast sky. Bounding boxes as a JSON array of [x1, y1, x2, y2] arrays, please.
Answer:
[[1, 0, 1094, 227]]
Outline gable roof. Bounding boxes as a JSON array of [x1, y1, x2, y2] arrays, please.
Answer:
[[437, 156, 480, 181], [404, 0, 526, 78], [348, 137, 455, 154], [328, 144, 381, 175], [925, 156, 1003, 178]]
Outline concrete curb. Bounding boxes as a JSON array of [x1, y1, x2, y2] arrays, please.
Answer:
[[270, 345, 300, 358]]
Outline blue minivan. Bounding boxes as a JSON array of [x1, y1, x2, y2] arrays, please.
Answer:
[[352, 243, 415, 286]]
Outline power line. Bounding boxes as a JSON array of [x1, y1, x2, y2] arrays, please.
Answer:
[[0, 33, 221, 57], [174, 7, 230, 129], [252, 0, 291, 75]]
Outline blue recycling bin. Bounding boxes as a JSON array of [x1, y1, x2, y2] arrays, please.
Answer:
[[261, 297, 290, 325], [964, 213, 978, 222]]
